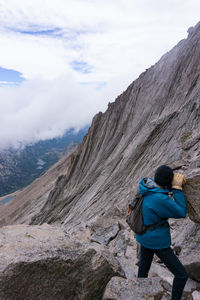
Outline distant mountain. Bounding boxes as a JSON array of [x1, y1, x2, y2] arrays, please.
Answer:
[[0, 128, 88, 196]]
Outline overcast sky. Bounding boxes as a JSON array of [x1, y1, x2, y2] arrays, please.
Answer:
[[0, 0, 199, 149]]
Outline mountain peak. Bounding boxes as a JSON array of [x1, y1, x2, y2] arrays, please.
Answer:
[[1, 22, 200, 228]]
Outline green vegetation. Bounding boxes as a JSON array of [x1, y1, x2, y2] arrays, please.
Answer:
[[181, 131, 192, 144]]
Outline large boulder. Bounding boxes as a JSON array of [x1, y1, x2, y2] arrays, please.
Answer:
[[90, 223, 120, 245], [0, 224, 124, 300], [184, 174, 200, 224], [192, 291, 200, 300], [171, 218, 200, 282], [179, 128, 200, 224], [103, 276, 165, 300]]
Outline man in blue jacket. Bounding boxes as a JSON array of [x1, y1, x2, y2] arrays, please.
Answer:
[[136, 165, 188, 300]]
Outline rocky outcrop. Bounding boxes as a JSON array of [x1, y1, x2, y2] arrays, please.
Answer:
[[184, 175, 200, 223], [88, 218, 200, 299], [0, 224, 124, 300], [90, 223, 120, 245], [171, 218, 200, 282], [192, 291, 200, 300], [103, 277, 165, 300], [0, 147, 77, 226]]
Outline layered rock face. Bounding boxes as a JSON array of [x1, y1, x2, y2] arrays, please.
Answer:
[[0, 22, 200, 300], [28, 22, 200, 228], [0, 146, 77, 226]]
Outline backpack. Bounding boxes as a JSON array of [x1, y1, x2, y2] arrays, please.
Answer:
[[126, 192, 169, 235], [126, 192, 147, 235]]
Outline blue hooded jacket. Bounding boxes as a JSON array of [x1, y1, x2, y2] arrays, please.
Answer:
[[135, 178, 187, 249]]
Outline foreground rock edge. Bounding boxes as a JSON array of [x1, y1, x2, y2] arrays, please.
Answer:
[[0, 224, 125, 300], [103, 276, 165, 300]]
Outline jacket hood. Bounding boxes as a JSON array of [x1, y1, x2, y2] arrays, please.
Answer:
[[139, 177, 169, 195]]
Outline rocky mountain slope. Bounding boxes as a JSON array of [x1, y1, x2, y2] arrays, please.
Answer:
[[0, 22, 200, 299], [0, 128, 87, 196], [0, 143, 79, 226], [16, 22, 200, 228]]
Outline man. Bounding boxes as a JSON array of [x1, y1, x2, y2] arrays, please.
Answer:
[[136, 165, 188, 300]]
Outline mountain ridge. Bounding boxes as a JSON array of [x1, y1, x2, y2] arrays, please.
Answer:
[[0, 21, 200, 300], [0, 21, 200, 228], [28, 21, 200, 227]]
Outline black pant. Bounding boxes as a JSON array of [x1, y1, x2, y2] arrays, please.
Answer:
[[138, 246, 188, 300]]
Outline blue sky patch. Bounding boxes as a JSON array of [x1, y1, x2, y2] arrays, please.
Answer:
[[19, 28, 62, 36], [0, 67, 24, 84], [7, 25, 63, 37], [96, 82, 107, 90], [80, 81, 107, 90], [70, 60, 93, 74], [6, 25, 92, 40]]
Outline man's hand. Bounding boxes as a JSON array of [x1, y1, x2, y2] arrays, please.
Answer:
[[172, 173, 186, 190]]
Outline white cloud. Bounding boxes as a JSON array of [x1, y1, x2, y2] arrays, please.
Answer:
[[0, 30, 78, 80], [1, 0, 200, 82], [0, 74, 124, 149], [0, 0, 200, 149]]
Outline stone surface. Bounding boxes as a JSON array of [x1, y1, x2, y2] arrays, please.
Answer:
[[150, 263, 200, 295], [192, 291, 200, 300], [103, 276, 165, 300], [148, 218, 200, 292], [185, 263, 200, 283], [184, 175, 200, 223], [0, 151, 76, 227], [171, 218, 200, 282], [0, 224, 124, 300], [90, 223, 120, 245]]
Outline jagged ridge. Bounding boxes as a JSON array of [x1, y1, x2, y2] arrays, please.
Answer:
[[0, 22, 200, 229], [29, 22, 200, 227]]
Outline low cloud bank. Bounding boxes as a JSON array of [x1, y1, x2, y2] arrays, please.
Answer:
[[0, 74, 131, 150]]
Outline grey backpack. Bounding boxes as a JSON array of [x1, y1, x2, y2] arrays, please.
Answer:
[[126, 192, 169, 235], [126, 192, 147, 235]]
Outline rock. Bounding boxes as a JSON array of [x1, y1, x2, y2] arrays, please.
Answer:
[[185, 263, 200, 282], [192, 291, 200, 300], [187, 26, 194, 36], [90, 224, 120, 245], [151, 262, 200, 294], [117, 232, 138, 278], [108, 228, 129, 256], [149, 260, 200, 296], [184, 175, 200, 223], [161, 293, 193, 300], [103, 276, 165, 300], [148, 218, 200, 294], [171, 218, 200, 282], [0, 224, 124, 300], [160, 295, 171, 300], [103, 226, 139, 278], [117, 255, 138, 279], [173, 245, 182, 256]]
